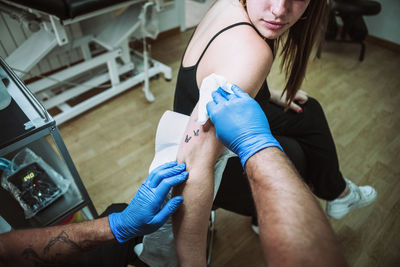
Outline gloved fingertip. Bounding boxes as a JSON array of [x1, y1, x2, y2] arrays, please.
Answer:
[[231, 84, 240, 90], [181, 171, 189, 179], [211, 89, 220, 98], [173, 171, 188, 186], [231, 84, 246, 97], [163, 161, 177, 167], [206, 101, 216, 114], [150, 161, 178, 176], [178, 162, 186, 169], [211, 90, 226, 104], [216, 87, 225, 94], [170, 196, 184, 207], [156, 197, 184, 222]]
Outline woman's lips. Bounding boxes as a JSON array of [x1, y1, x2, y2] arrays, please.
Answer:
[[263, 20, 287, 30]]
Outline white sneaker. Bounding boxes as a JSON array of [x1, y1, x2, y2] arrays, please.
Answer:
[[251, 216, 259, 235], [134, 243, 143, 256], [251, 224, 259, 235], [326, 178, 377, 219]]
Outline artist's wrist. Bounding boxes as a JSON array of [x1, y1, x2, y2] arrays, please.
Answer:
[[94, 216, 118, 242], [108, 213, 131, 243], [239, 137, 283, 168], [244, 146, 284, 174]]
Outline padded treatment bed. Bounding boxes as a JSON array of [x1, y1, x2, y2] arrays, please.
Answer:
[[1, 0, 172, 124], [5, 0, 133, 20]]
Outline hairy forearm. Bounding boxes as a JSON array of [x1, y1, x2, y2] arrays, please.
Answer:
[[0, 217, 115, 267], [246, 148, 347, 267]]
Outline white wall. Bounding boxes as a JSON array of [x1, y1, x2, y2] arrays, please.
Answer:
[[364, 0, 400, 44], [184, 0, 215, 29], [158, 1, 182, 32]]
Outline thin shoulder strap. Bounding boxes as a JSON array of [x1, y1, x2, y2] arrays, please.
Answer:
[[195, 22, 256, 66]]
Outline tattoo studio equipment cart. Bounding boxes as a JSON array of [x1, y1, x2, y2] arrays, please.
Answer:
[[0, 57, 98, 232]]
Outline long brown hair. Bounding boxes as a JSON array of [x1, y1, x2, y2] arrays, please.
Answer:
[[240, 0, 329, 105]]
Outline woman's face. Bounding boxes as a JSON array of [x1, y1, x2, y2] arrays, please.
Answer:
[[245, 0, 311, 39]]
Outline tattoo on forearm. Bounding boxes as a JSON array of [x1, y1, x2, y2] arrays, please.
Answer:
[[22, 248, 48, 266], [184, 129, 200, 143], [21, 231, 95, 266], [44, 231, 83, 253], [22, 247, 64, 267]]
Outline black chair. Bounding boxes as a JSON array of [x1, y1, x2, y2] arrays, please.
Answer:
[[321, 0, 381, 61]]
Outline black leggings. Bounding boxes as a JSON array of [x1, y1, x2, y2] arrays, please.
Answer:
[[214, 97, 346, 216]]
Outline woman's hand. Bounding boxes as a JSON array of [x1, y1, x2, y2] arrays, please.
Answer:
[[270, 89, 308, 113]]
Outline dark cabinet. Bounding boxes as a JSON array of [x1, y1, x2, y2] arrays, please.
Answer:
[[0, 57, 97, 230]]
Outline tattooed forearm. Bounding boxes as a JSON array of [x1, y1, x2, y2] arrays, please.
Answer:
[[185, 135, 192, 143], [44, 230, 96, 253], [20, 231, 95, 266], [1, 217, 113, 267], [44, 231, 82, 254], [193, 129, 199, 136], [22, 248, 46, 264], [22, 247, 65, 267]]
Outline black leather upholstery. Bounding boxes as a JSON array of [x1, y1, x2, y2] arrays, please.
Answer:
[[333, 0, 381, 16], [322, 0, 382, 61], [7, 0, 132, 20]]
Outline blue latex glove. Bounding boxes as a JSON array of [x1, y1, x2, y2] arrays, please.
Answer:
[[206, 85, 283, 167], [108, 161, 188, 242]]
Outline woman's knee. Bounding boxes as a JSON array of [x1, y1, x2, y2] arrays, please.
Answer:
[[289, 97, 331, 135], [303, 97, 329, 122], [304, 97, 324, 114]]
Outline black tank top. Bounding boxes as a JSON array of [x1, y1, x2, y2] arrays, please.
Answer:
[[173, 22, 272, 116]]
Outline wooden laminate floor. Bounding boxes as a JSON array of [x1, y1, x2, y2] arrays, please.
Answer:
[[59, 29, 400, 266]]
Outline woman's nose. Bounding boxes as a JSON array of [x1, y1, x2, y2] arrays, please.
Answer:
[[271, 0, 290, 18]]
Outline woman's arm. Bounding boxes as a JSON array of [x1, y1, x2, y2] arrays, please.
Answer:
[[173, 104, 224, 266], [173, 25, 274, 266]]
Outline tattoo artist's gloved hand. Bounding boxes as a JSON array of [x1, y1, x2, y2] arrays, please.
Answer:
[[108, 161, 188, 242], [206, 85, 283, 167]]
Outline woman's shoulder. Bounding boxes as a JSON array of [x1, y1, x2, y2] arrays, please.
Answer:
[[207, 3, 272, 65], [186, 0, 272, 66], [192, 1, 274, 96], [220, 23, 272, 57], [207, 28, 273, 95], [197, 21, 273, 95]]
